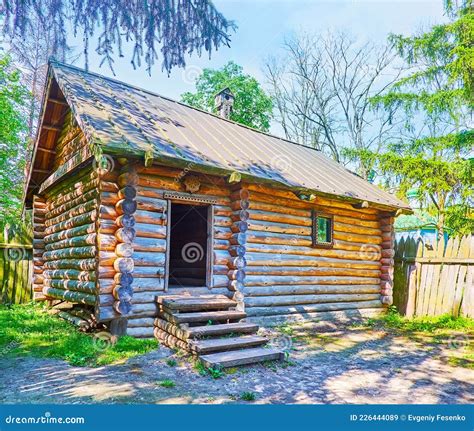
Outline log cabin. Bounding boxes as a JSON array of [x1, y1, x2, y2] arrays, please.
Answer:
[[24, 61, 410, 367]]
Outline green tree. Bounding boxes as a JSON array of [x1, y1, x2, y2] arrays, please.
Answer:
[[0, 54, 29, 226], [362, 1, 473, 237], [181, 62, 273, 132], [2, 0, 234, 74]]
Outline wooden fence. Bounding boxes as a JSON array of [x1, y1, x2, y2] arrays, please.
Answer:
[[393, 235, 473, 318], [0, 224, 33, 304]]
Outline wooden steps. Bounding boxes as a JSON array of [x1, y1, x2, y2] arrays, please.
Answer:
[[188, 335, 268, 354], [200, 347, 284, 368], [157, 295, 237, 312], [166, 310, 247, 324], [185, 322, 259, 339], [154, 294, 283, 368]]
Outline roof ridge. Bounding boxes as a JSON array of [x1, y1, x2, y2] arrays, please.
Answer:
[[49, 60, 323, 153]]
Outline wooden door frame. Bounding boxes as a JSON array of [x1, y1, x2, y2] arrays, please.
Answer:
[[164, 199, 214, 291]]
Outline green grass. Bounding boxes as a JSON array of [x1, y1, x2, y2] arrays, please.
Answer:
[[158, 379, 175, 388], [240, 391, 256, 401], [368, 307, 474, 333], [166, 359, 177, 367], [0, 303, 157, 367]]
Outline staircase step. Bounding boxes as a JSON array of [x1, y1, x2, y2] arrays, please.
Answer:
[[157, 295, 236, 312], [169, 310, 247, 324], [188, 335, 268, 354], [185, 322, 258, 339], [200, 347, 284, 368]]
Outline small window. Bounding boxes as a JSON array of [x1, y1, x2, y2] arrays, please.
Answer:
[[312, 211, 333, 247]]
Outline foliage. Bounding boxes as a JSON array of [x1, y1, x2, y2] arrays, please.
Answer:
[[265, 32, 400, 178], [370, 307, 474, 332], [7, 5, 76, 136], [181, 61, 273, 132], [166, 358, 177, 367], [2, 0, 235, 75], [0, 303, 156, 366], [0, 54, 29, 227], [353, 2, 473, 236], [240, 391, 256, 401], [158, 379, 175, 388]]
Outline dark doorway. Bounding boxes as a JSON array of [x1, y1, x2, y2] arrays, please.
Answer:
[[168, 203, 209, 287]]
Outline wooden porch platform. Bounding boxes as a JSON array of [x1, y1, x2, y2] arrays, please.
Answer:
[[154, 294, 284, 368]]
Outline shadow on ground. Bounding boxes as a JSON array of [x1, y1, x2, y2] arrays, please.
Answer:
[[0, 324, 472, 404]]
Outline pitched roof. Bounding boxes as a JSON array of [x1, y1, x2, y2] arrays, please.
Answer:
[[31, 61, 410, 210]]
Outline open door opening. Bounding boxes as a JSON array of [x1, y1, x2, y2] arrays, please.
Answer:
[[168, 203, 209, 287]]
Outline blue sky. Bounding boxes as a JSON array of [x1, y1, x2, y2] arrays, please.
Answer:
[[75, 0, 446, 134]]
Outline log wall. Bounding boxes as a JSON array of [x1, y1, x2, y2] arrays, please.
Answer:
[[41, 166, 99, 307], [36, 157, 394, 335], [239, 183, 389, 324], [53, 111, 87, 170]]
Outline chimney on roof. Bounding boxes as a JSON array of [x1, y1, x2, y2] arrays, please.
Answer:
[[214, 87, 234, 119]]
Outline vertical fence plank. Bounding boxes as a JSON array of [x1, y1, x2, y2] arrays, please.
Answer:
[[394, 234, 473, 318]]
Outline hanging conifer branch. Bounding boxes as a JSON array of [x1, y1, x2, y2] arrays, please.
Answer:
[[1, 0, 235, 74]]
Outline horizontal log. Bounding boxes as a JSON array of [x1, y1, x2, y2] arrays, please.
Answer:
[[245, 252, 380, 268], [43, 246, 96, 261], [242, 284, 381, 297], [245, 299, 383, 317], [44, 269, 96, 281], [136, 196, 166, 212], [133, 252, 166, 267], [45, 210, 97, 235], [127, 317, 155, 328], [97, 302, 158, 321], [132, 277, 166, 292], [245, 293, 380, 307], [99, 205, 118, 220], [98, 234, 118, 251], [43, 278, 96, 294], [244, 275, 380, 287], [245, 266, 380, 277], [247, 307, 385, 326], [46, 198, 97, 227], [99, 219, 117, 235], [44, 223, 95, 244], [132, 266, 165, 278], [44, 233, 96, 251], [101, 180, 119, 193], [134, 223, 166, 239], [126, 327, 155, 338], [43, 258, 97, 270], [133, 237, 166, 252], [43, 287, 96, 306]]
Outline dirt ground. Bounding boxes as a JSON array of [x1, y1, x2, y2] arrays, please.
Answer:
[[1, 322, 473, 404]]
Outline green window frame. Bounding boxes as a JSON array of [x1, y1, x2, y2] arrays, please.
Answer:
[[312, 210, 334, 248]]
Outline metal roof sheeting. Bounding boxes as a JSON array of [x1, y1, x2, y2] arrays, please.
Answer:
[[51, 62, 409, 210]]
